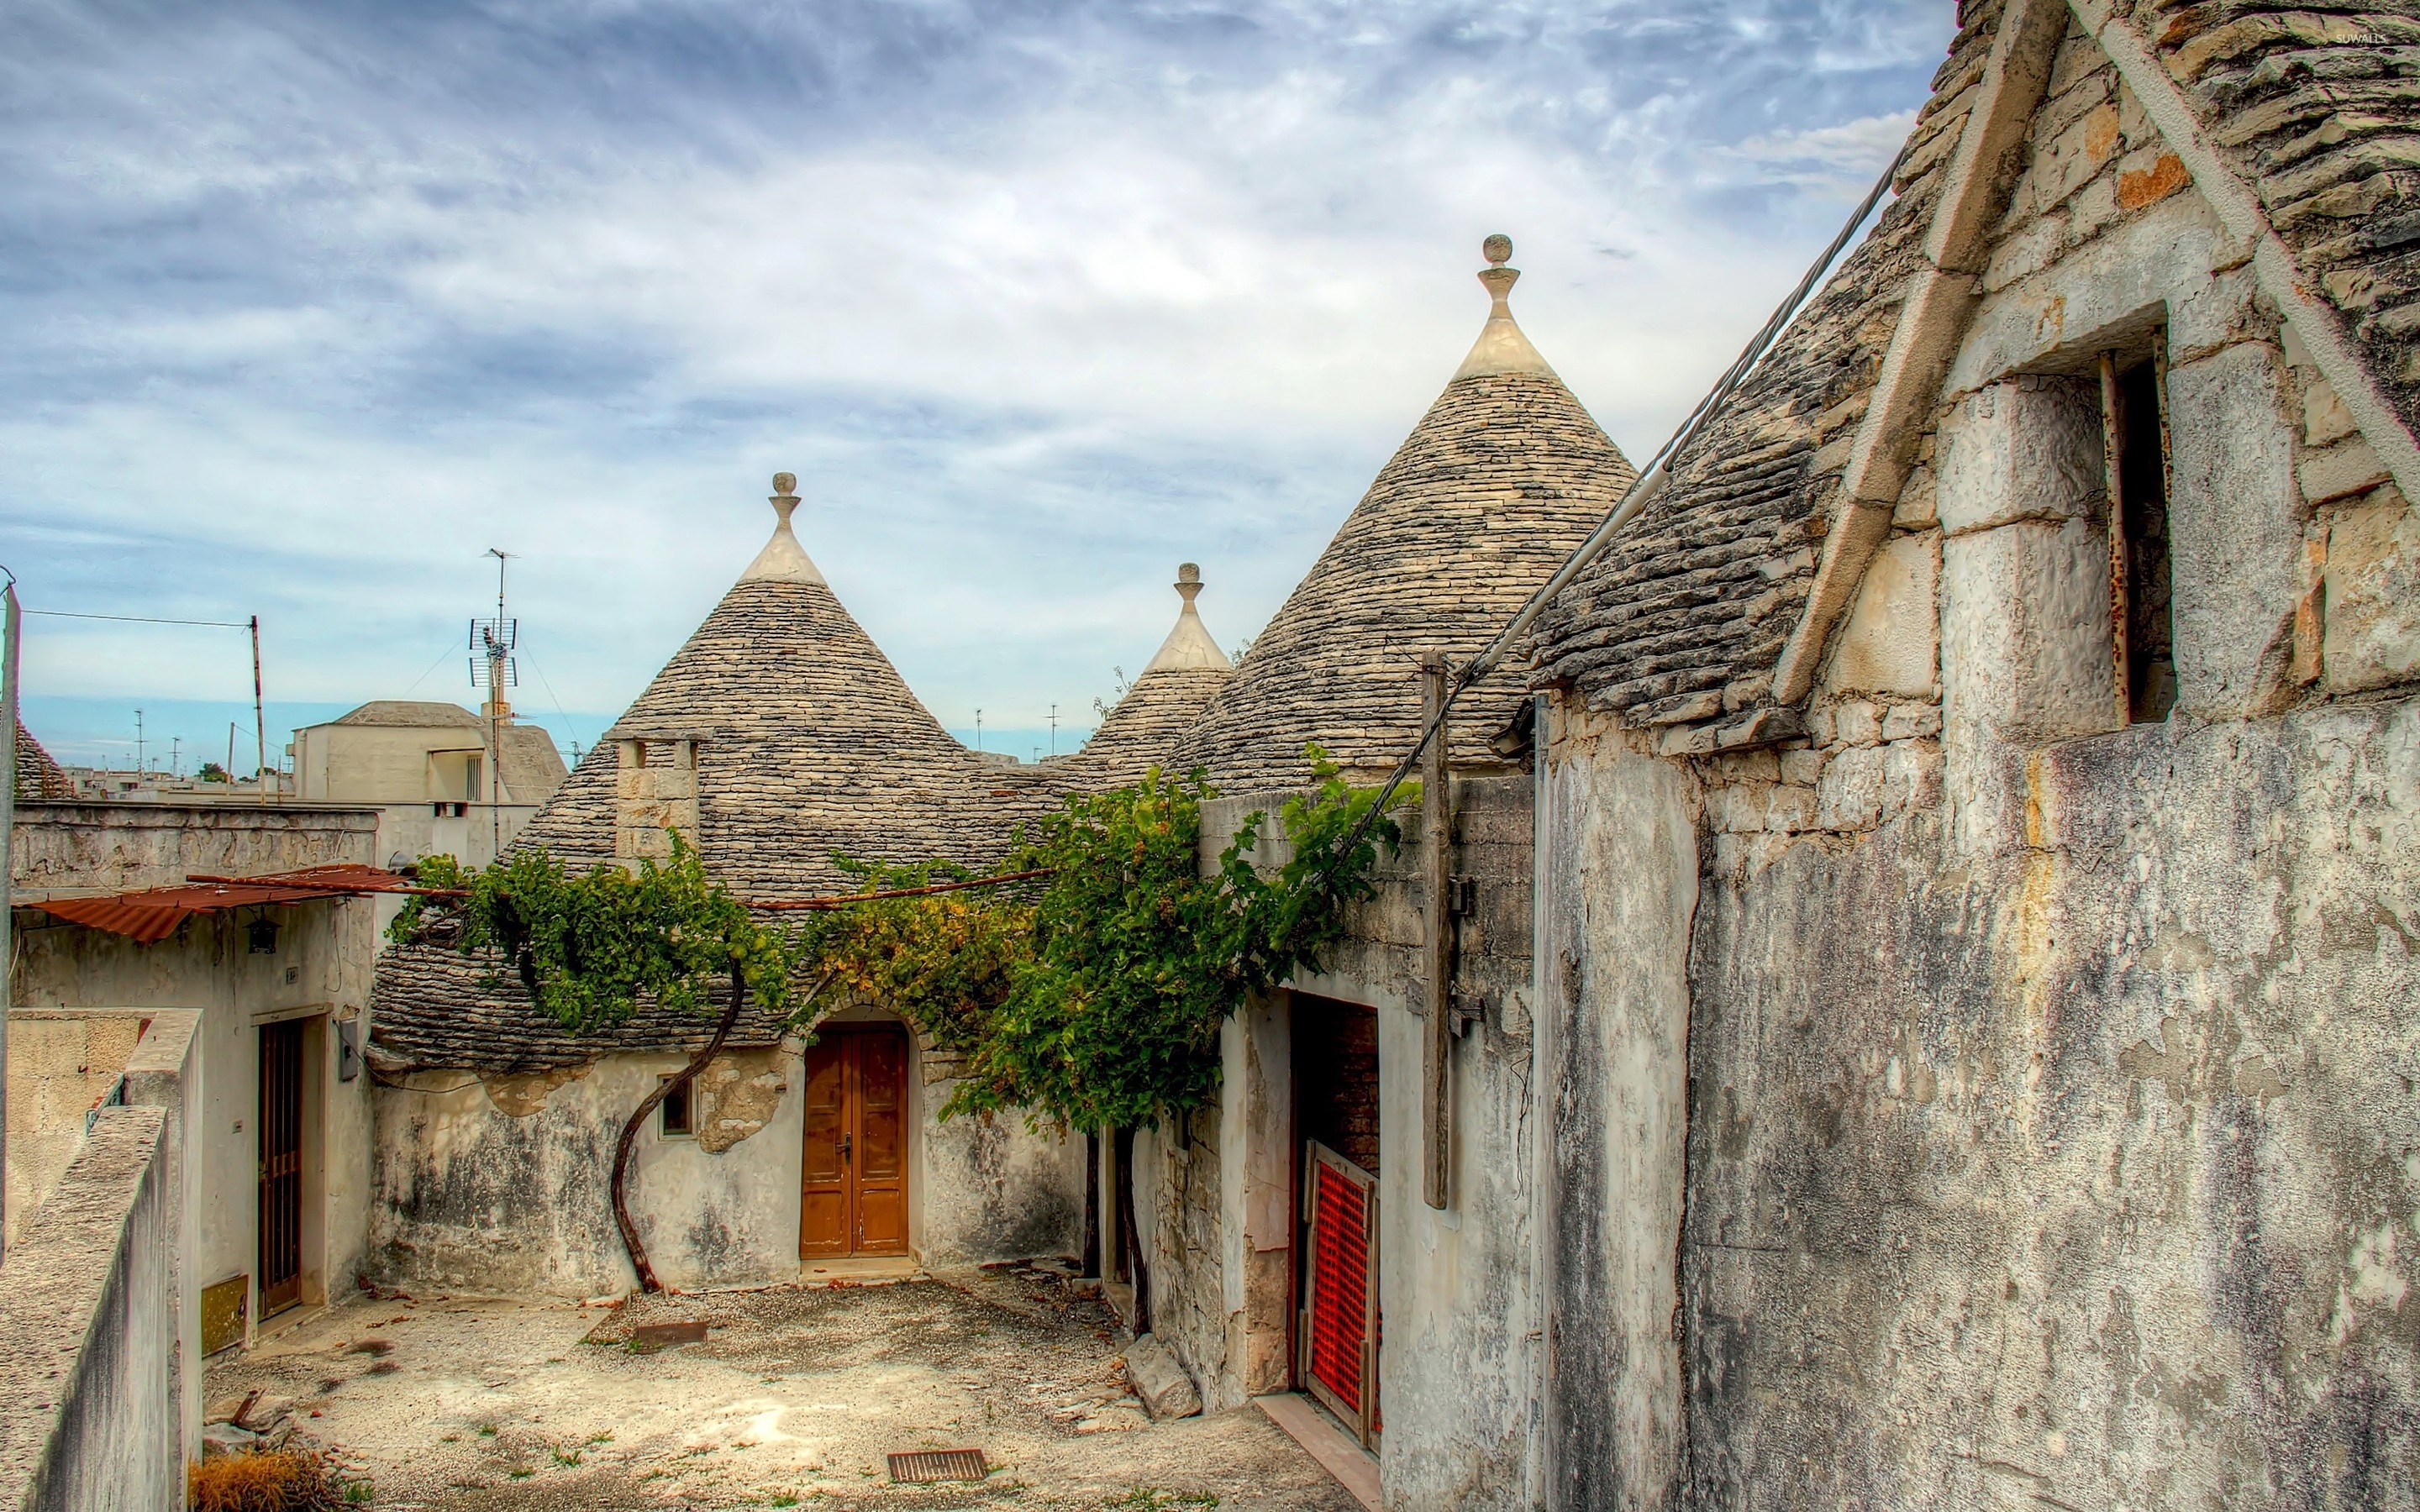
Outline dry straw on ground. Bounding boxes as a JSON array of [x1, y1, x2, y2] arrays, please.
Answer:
[[187, 1452, 351, 1512]]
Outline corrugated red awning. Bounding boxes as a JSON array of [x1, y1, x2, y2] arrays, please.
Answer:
[[25, 863, 418, 944]]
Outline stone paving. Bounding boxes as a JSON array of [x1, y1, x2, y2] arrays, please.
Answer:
[[203, 1263, 1358, 1511]]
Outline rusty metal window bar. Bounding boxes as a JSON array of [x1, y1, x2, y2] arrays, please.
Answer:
[[2100, 334, 2177, 726]]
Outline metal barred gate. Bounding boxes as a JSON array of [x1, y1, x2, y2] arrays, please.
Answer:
[[1301, 1140, 1379, 1443], [257, 1020, 305, 1315]]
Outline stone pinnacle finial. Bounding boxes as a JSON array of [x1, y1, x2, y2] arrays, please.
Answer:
[[741, 470, 825, 584], [1144, 562, 1227, 673], [1479, 234, 1520, 311], [1452, 231, 1555, 381]]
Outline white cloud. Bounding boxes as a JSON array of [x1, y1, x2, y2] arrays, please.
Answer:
[[2, 0, 1956, 755]]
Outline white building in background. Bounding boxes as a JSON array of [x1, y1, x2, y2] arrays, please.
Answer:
[[290, 699, 567, 874]]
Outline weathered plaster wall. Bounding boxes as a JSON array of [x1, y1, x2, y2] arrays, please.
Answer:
[[1682, 700, 2419, 1509], [1144, 781, 1540, 1509], [10, 804, 378, 1335], [1539, 19, 2420, 1504], [373, 1051, 805, 1296], [1536, 717, 1700, 1512], [0, 1105, 180, 1512], [913, 1024, 1087, 1270], [371, 1026, 1082, 1297], [3, 1011, 144, 1249]]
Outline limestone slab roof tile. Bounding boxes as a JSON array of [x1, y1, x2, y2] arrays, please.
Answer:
[[1534, 0, 2420, 729], [496, 722, 568, 806], [1529, 6, 1990, 722], [329, 701, 482, 729], [2166, 0, 2420, 436], [1055, 567, 1234, 786], [13, 717, 72, 801], [1172, 244, 1636, 795], [372, 476, 1052, 1072]]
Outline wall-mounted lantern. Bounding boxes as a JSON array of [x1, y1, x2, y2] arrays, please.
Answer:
[[245, 911, 281, 955]]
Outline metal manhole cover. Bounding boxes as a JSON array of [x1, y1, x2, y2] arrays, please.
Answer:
[[888, 1448, 989, 1483]]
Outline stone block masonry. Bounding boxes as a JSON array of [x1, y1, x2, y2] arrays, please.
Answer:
[[0, 1106, 180, 1512]]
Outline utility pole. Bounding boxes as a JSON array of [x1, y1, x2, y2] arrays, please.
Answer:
[[227, 722, 236, 782], [251, 616, 268, 802], [975, 709, 983, 752], [1049, 703, 1059, 757], [3, 578, 21, 1242], [135, 707, 145, 778], [171, 735, 182, 779]]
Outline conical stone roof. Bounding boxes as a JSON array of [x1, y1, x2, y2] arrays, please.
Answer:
[[373, 475, 1041, 1071], [1060, 564, 1234, 786], [514, 484, 1033, 900], [1172, 240, 1636, 793], [14, 718, 72, 801]]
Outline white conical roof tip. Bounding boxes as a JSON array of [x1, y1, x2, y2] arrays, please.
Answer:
[[1452, 234, 1559, 382], [1144, 562, 1231, 672], [739, 471, 828, 585]]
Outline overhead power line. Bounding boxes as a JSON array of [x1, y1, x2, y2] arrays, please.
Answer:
[[24, 610, 251, 629]]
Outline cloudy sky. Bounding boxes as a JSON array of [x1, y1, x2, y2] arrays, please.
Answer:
[[5, 0, 1954, 770]]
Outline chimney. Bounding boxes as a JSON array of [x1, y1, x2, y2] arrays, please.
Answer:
[[613, 737, 700, 864]]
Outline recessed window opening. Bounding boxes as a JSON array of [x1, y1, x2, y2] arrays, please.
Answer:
[[659, 1075, 692, 1138], [2101, 337, 2176, 724]]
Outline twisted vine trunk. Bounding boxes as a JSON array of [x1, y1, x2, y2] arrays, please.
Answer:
[[611, 965, 744, 1294]]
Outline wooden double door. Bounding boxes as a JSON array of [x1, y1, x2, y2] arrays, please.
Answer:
[[799, 1026, 910, 1257]]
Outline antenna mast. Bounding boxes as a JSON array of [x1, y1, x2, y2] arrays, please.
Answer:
[[471, 549, 518, 862]]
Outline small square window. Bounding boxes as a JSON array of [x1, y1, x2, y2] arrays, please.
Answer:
[[659, 1076, 692, 1138]]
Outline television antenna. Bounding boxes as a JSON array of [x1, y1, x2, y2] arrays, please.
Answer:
[[470, 549, 518, 859], [469, 549, 518, 696]]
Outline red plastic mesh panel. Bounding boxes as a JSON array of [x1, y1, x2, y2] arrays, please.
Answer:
[[1307, 1160, 1369, 1411]]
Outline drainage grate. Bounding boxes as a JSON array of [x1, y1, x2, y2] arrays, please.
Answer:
[[887, 1448, 989, 1483]]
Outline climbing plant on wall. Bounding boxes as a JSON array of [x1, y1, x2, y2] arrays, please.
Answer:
[[809, 749, 1410, 1133], [389, 748, 1406, 1286], [392, 838, 817, 1293]]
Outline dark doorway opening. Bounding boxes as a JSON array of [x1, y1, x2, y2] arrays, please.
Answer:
[[1291, 991, 1381, 1446], [257, 1020, 305, 1317]]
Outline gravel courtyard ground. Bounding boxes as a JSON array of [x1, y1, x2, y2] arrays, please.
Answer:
[[203, 1263, 1360, 1511]]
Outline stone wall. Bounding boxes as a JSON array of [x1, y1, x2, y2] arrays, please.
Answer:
[[11, 803, 379, 1340], [0, 1107, 178, 1512], [0, 1005, 203, 1512], [8, 800, 377, 893], [371, 1027, 1083, 1297], [3, 1011, 145, 1250], [1139, 777, 1542, 1508], [1535, 717, 1700, 1512], [1538, 15, 2420, 1505]]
